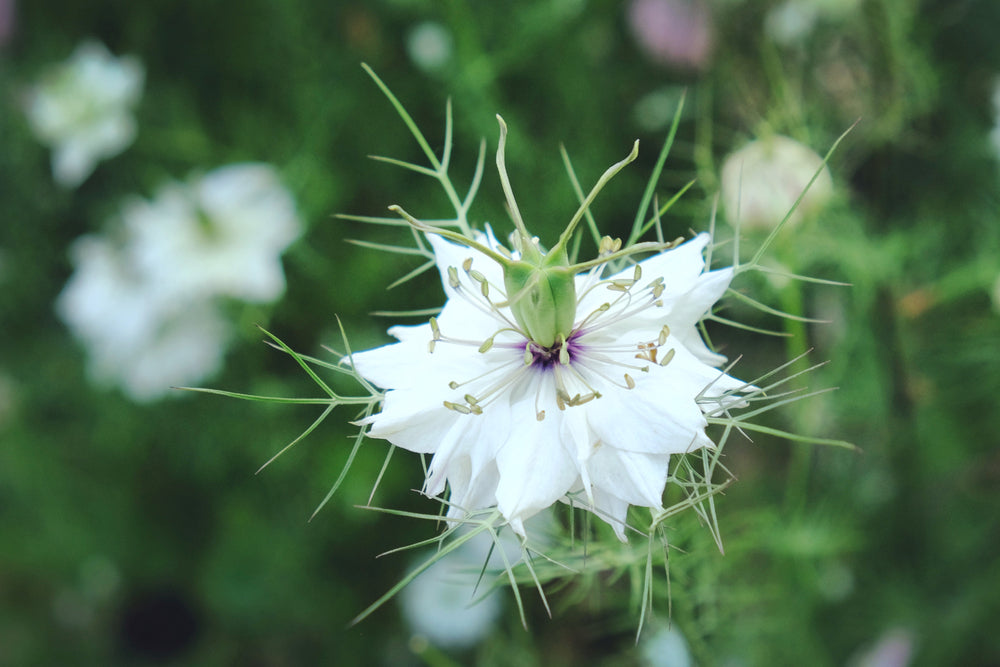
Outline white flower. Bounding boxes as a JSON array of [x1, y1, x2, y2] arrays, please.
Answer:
[[24, 40, 144, 188], [766, 0, 863, 46], [400, 511, 554, 648], [56, 236, 230, 402], [353, 229, 746, 539], [720, 134, 833, 232], [125, 163, 302, 304], [399, 529, 507, 649], [406, 22, 453, 73], [57, 163, 301, 401], [849, 628, 915, 667], [639, 623, 694, 667]]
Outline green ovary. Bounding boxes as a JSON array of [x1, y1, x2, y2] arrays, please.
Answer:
[[504, 259, 577, 348]]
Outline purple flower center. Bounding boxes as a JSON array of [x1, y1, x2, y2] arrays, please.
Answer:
[[528, 331, 582, 369]]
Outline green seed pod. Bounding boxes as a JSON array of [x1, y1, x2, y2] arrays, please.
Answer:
[[503, 248, 577, 347]]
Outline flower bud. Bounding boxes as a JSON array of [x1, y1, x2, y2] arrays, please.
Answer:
[[720, 134, 833, 232]]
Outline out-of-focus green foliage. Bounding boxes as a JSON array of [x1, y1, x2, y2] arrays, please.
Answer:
[[1, 0, 999, 665]]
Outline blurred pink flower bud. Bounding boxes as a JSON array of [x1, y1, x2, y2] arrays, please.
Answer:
[[0, 0, 15, 47], [627, 0, 714, 70]]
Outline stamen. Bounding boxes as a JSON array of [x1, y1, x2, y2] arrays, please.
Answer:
[[556, 388, 570, 411], [649, 277, 665, 299], [428, 316, 442, 353], [443, 401, 471, 414], [624, 373, 636, 389], [558, 335, 570, 366], [571, 392, 599, 406], [635, 342, 658, 364], [660, 348, 676, 367], [447, 266, 460, 288], [598, 236, 622, 256]]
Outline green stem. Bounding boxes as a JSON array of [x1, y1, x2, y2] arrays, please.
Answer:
[[781, 276, 812, 510]]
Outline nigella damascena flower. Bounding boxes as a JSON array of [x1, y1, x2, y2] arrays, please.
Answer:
[[57, 235, 230, 402], [23, 40, 144, 188], [57, 163, 301, 401], [124, 163, 303, 304], [352, 119, 748, 539]]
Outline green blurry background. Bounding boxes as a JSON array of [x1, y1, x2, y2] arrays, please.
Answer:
[[2, 0, 999, 665]]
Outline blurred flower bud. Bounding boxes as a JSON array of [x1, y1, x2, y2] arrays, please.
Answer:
[[0, 0, 14, 47], [406, 21, 453, 73], [720, 134, 833, 232], [627, 0, 714, 71]]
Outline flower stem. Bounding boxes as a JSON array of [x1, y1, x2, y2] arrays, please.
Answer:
[[781, 276, 813, 510]]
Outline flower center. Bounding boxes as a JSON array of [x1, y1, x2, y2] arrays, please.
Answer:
[[527, 332, 580, 369], [435, 253, 679, 421]]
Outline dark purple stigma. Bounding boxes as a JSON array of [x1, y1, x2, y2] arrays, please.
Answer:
[[528, 331, 582, 369]]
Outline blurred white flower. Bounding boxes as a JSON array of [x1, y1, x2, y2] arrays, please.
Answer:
[[406, 21, 453, 72], [125, 164, 302, 304], [989, 78, 1000, 159], [57, 236, 230, 402], [353, 230, 746, 539], [24, 40, 144, 188], [639, 623, 694, 667], [400, 511, 555, 649], [849, 628, 916, 667], [57, 164, 302, 402], [720, 134, 833, 232], [766, 0, 862, 46], [399, 529, 510, 649], [765, 1, 821, 45]]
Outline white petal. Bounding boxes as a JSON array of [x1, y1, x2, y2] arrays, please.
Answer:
[[584, 366, 709, 455], [586, 487, 632, 542], [494, 393, 579, 535], [427, 234, 517, 342], [350, 327, 434, 389], [612, 233, 710, 293], [425, 396, 509, 498], [586, 446, 671, 510], [362, 387, 458, 454], [428, 233, 506, 294], [662, 267, 733, 335], [445, 459, 501, 519], [52, 142, 96, 187]]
